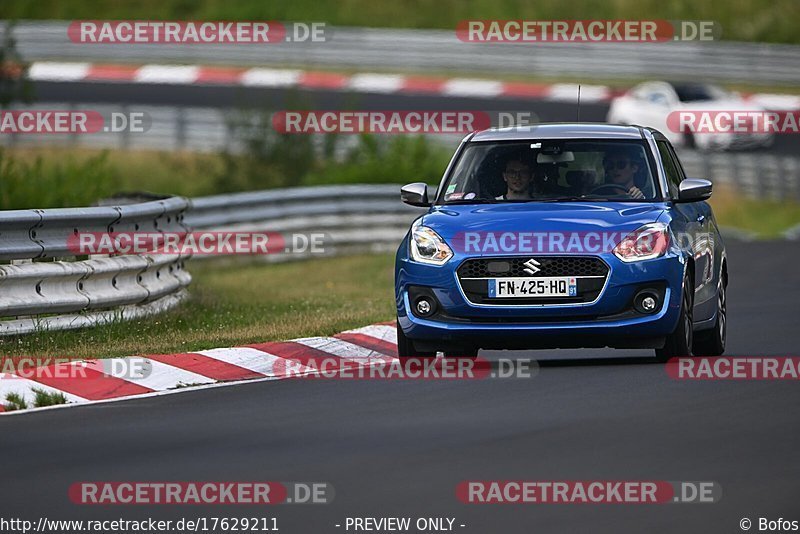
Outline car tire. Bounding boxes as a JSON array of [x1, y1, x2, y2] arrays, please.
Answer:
[[396, 319, 436, 359], [655, 272, 694, 362], [692, 277, 727, 356]]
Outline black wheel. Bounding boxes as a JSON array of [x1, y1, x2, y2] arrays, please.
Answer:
[[396, 319, 436, 359], [655, 271, 694, 362], [693, 276, 727, 356]]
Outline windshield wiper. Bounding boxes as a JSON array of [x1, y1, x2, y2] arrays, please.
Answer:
[[533, 196, 605, 202], [444, 199, 500, 205], [533, 197, 654, 203]]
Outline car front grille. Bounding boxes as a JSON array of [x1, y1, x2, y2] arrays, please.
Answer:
[[456, 256, 609, 305]]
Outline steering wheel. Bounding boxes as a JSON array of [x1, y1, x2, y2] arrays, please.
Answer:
[[589, 184, 631, 196]]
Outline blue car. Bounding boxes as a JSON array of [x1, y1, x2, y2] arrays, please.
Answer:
[[395, 124, 727, 361]]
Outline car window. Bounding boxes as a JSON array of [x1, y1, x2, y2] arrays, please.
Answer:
[[648, 92, 670, 107], [656, 140, 682, 198], [666, 143, 687, 182], [673, 83, 728, 102], [438, 140, 659, 204]]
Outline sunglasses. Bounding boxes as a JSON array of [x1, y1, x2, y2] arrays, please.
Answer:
[[504, 169, 531, 178], [604, 159, 632, 170]]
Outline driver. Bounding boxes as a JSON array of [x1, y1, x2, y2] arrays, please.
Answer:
[[496, 158, 535, 200], [602, 148, 646, 199]]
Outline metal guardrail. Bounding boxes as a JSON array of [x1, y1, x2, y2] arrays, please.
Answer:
[[4, 22, 800, 85], [0, 197, 192, 335], [186, 184, 421, 260], [679, 151, 800, 200], [0, 186, 421, 335]]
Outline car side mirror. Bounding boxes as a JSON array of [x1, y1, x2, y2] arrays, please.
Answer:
[[677, 178, 713, 202], [401, 183, 431, 207]]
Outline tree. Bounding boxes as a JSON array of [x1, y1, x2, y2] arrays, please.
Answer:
[[0, 21, 32, 108]]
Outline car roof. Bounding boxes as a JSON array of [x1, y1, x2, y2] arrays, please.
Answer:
[[470, 123, 646, 142]]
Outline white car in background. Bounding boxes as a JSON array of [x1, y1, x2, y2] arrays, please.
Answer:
[[607, 81, 773, 151]]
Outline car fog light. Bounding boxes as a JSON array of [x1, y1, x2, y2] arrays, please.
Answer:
[[416, 299, 433, 316], [634, 290, 660, 314]]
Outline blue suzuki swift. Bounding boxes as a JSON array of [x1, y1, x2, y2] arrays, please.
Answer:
[[395, 124, 727, 361]]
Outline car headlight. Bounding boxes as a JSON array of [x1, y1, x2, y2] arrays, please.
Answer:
[[409, 223, 453, 265], [613, 222, 670, 262]]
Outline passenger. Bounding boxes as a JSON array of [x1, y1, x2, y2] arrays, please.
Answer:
[[496, 158, 534, 200], [602, 148, 646, 199]]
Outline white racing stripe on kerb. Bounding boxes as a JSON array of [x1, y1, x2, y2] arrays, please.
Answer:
[[345, 324, 398, 345], [443, 79, 503, 97], [295, 337, 393, 365], [134, 65, 200, 84], [0, 374, 88, 405], [78, 359, 215, 391], [28, 62, 91, 81], [347, 74, 405, 93], [195, 347, 287, 377], [549, 83, 611, 103], [241, 68, 301, 87]]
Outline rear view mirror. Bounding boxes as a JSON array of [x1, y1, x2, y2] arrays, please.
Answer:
[[537, 152, 575, 164], [401, 183, 431, 207], [677, 178, 713, 202]]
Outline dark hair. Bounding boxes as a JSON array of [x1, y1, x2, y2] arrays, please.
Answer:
[[504, 151, 536, 171], [605, 146, 643, 167], [605, 147, 648, 190]]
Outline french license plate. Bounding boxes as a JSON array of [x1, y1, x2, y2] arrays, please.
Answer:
[[488, 277, 577, 298]]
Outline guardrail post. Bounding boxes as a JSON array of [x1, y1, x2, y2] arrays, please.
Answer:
[[176, 107, 187, 151], [115, 104, 129, 150]]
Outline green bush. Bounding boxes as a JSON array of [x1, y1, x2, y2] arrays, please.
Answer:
[[216, 110, 452, 190], [0, 149, 115, 209], [213, 112, 318, 192], [307, 135, 451, 186]]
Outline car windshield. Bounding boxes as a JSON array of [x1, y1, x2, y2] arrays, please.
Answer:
[[673, 83, 728, 102], [438, 139, 660, 204]]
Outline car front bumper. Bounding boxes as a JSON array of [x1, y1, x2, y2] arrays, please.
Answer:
[[395, 243, 687, 351]]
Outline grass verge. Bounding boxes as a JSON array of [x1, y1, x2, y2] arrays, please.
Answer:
[[3, 388, 68, 411], [709, 185, 800, 238], [0, 253, 396, 359], [0, 148, 226, 209], [1, 135, 452, 209]]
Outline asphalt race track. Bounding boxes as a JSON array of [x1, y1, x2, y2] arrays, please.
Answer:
[[1, 237, 798, 533], [28, 80, 800, 157]]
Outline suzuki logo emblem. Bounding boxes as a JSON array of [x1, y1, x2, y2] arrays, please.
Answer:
[[523, 258, 542, 275]]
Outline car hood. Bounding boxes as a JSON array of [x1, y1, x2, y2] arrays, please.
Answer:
[[422, 202, 667, 249]]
